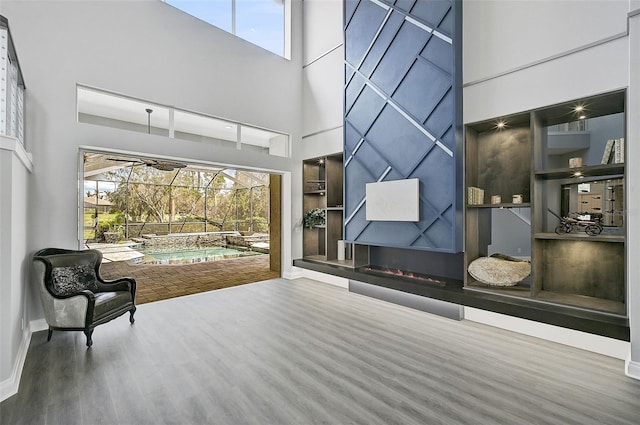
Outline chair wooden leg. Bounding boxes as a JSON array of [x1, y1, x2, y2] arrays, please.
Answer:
[[84, 329, 94, 347], [47, 328, 53, 342], [129, 307, 136, 324]]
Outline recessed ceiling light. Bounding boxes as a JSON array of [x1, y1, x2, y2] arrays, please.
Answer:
[[495, 120, 506, 130], [579, 115, 586, 120], [574, 105, 584, 112]]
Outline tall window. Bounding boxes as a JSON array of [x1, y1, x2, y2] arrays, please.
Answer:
[[165, 0, 286, 58]]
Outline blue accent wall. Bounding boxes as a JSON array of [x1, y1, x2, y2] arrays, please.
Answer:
[[344, 0, 462, 253]]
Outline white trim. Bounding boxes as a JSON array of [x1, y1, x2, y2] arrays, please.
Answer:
[[302, 125, 343, 140], [78, 145, 284, 175], [282, 265, 305, 280], [30, 319, 48, 333], [295, 269, 349, 289], [464, 307, 630, 360], [0, 135, 33, 172], [303, 44, 342, 69], [463, 32, 628, 88], [0, 328, 31, 402], [369, 0, 390, 11], [625, 359, 640, 380]]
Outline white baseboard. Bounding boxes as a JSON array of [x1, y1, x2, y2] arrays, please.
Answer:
[[282, 266, 305, 280], [295, 268, 349, 289], [30, 319, 48, 333], [0, 319, 48, 402], [0, 328, 31, 402], [626, 358, 640, 380], [464, 307, 630, 360]]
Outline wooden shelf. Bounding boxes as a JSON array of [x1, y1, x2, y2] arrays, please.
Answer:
[[304, 190, 326, 195], [534, 232, 624, 242], [326, 206, 343, 211], [467, 203, 531, 209], [535, 163, 624, 180], [535, 290, 626, 316]]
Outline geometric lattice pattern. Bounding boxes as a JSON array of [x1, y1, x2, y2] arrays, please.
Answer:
[[344, 0, 462, 252]]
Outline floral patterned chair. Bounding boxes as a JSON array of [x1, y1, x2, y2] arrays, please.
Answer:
[[32, 248, 136, 347]]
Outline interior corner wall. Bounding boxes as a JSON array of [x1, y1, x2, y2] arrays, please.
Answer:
[[0, 139, 31, 395], [0, 0, 303, 321]]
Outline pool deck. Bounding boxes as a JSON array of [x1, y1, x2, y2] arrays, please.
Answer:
[[99, 252, 279, 304]]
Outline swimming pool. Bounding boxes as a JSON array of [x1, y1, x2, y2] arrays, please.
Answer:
[[132, 246, 260, 265]]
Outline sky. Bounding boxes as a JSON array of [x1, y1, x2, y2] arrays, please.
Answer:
[[165, 0, 285, 56]]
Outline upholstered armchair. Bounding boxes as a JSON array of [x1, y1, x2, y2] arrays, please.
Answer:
[[32, 248, 136, 347]]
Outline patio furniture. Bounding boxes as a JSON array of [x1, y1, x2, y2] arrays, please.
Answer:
[[32, 248, 137, 347]]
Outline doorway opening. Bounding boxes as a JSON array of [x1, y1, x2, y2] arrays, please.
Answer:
[[82, 151, 282, 303]]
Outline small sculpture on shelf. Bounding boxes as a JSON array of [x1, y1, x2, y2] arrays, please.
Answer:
[[468, 253, 531, 287], [555, 213, 603, 236], [303, 208, 325, 229]]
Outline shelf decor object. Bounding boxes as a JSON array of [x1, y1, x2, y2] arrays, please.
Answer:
[[467, 254, 531, 287], [303, 208, 326, 229]]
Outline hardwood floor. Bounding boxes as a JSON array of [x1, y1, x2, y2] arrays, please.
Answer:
[[2, 278, 639, 424]]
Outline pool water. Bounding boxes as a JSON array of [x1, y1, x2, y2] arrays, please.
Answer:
[[132, 246, 260, 265]]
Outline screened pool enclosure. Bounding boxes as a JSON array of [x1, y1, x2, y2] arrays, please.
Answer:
[[83, 153, 271, 243]]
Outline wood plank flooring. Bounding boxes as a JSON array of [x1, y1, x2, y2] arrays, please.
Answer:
[[1, 278, 639, 425]]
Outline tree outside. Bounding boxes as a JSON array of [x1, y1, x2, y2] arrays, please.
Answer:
[[83, 165, 270, 242]]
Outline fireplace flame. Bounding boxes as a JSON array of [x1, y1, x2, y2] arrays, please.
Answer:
[[365, 267, 445, 285]]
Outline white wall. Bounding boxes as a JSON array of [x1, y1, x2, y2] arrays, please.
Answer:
[[463, 0, 629, 85], [0, 137, 32, 399], [626, 3, 640, 379], [0, 0, 303, 389], [301, 0, 343, 155], [463, 0, 637, 371]]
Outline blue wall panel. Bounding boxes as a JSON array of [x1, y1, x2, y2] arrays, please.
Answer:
[[344, 0, 462, 253]]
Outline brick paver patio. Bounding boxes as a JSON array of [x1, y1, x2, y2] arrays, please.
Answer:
[[99, 254, 280, 304]]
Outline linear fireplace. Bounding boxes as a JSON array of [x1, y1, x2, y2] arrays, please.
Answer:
[[360, 265, 447, 287], [354, 245, 464, 286], [342, 244, 466, 319]]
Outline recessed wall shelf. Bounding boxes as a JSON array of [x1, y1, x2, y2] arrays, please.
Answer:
[[302, 153, 344, 261], [464, 89, 627, 317]]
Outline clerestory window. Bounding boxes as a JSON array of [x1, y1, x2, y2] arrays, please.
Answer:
[[165, 0, 287, 58]]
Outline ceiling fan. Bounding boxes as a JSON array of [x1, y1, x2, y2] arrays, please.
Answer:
[[107, 157, 187, 171]]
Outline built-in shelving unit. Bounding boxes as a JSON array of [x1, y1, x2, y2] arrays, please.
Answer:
[[464, 90, 627, 316], [302, 153, 344, 262]]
